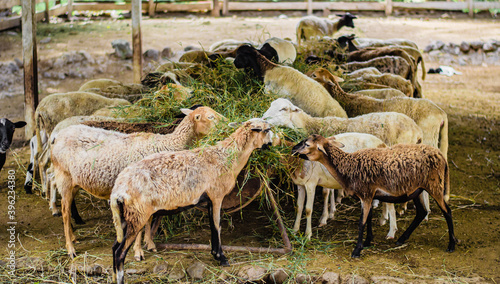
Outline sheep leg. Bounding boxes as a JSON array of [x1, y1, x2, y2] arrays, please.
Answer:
[[113, 224, 139, 284], [60, 184, 79, 258], [433, 196, 457, 252], [71, 199, 85, 225], [133, 228, 145, 261], [207, 197, 229, 266], [304, 184, 317, 239], [336, 188, 344, 204], [143, 215, 158, 252], [329, 188, 336, 219], [319, 187, 330, 227], [49, 175, 61, 216], [363, 207, 374, 248], [396, 195, 427, 246], [293, 185, 306, 234], [420, 191, 431, 221], [352, 200, 373, 258], [383, 203, 398, 240], [24, 162, 33, 194]]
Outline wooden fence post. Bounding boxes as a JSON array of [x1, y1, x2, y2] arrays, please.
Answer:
[[307, 0, 313, 15], [222, 0, 229, 16], [22, 0, 39, 139], [385, 0, 393, 16], [132, 0, 142, 84], [212, 0, 220, 16], [67, 0, 73, 20], [468, 0, 474, 17], [148, 0, 155, 17], [44, 0, 50, 22]]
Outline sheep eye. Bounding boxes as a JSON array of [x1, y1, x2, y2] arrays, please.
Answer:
[[208, 115, 214, 120], [280, 107, 288, 112]]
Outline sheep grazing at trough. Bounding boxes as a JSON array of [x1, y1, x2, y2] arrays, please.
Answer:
[[349, 73, 414, 97], [296, 13, 357, 46], [342, 56, 412, 85], [311, 68, 449, 160], [78, 78, 149, 102], [288, 132, 401, 240], [0, 119, 26, 172], [291, 134, 457, 258], [31, 92, 131, 194], [110, 118, 274, 284], [209, 39, 257, 52], [51, 106, 223, 259], [336, 34, 358, 52], [234, 44, 347, 118], [262, 98, 423, 146], [258, 37, 297, 65]]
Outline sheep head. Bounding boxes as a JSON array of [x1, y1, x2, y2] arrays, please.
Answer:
[[229, 118, 273, 151], [262, 98, 304, 129], [233, 45, 265, 79], [181, 106, 224, 138], [337, 12, 357, 28], [292, 134, 344, 161], [0, 118, 26, 154]]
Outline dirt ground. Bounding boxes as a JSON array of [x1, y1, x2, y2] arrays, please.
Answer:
[[0, 13, 499, 283]]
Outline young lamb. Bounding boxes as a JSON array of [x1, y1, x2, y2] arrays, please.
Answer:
[[0, 119, 26, 172], [51, 106, 223, 259], [234, 45, 347, 118], [292, 134, 457, 258], [311, 68, 448, 160], [296, 13, 357, 46], [289, 132, 401, 240], [110, 119, 274, 284]]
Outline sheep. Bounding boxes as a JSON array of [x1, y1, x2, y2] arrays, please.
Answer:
[[78, 78, 149, 102], [209, 39, 257, 52], [353, 88, 406, 99], [289, 132, 401, 240], [110, 118, 274, 284], [258, 37, 297, 65], [349, 73, 414, 97], [234, 45, 347, 118], [291, 134, 457, 258], [262, 98, 423, 146], [311, 68, 448, 160], [296, 13, 357, 46], [32, 92, 131, 194], [153, 83, 192, 102], [51, 106, 223, 259], [0, 119, 26, 172], [341, 55, 412, 83], [344, 67, 381, 79], [353, 38, 419, 50]]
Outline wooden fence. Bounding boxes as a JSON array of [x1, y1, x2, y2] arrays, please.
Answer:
[[1, 0, 499, 31]]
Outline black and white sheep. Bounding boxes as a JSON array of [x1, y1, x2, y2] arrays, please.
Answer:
[[296, 13, 357, 46], [0, 118, 26, 172], [292, 134, 457, 258]]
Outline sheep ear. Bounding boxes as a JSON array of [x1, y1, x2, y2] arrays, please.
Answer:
[[331, 141, 345, 148], [333, 75, 344, 82], [228, 122, 242, 128], [180, 108, 193, 116], [317, 144, 327, 155], [14, 121, 27, 128]]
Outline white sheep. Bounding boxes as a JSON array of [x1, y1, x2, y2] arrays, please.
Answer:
[[258, 37, 297, 65], [292, 134, 457, 258], [51, 106, 223, 259], [110, 119, 274, 284], [353, 38, 419, 50], [296, 13, 357, 46], [234, 45, 347, 118]]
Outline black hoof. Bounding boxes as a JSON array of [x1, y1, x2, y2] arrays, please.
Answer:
[[24, 185, 33, 194], [219, 258, 230, 267], [363, 241, 372, 248], [395, 240, 404, 246], [53, 212, 62, 217], [74, 218, 86, 225], [351, 253, 361, 258]]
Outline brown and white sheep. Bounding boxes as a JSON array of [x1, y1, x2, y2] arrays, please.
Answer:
[[110, 119, 274, 284], [291, 134, 457, 258], [51, 106, 223, 259]]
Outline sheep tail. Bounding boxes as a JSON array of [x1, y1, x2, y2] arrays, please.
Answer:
[[111, 196, 126, 243], [418, 54, 426, 81], [444, 162, 450, 203]]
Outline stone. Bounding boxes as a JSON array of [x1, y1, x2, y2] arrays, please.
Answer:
[[168, 268, 185, 281], [458, 57, 468, 66], [111, 39, 133, 59], [434, 40, 445, 50], [423, 44, 434, 53], [278, 14, 288, 19], [143, 49, 160, 62], [342, 274, 369, 284], [483, 42, 496, 52], [14, 58, 23, 68], [320, 272, 341, 284], [79, 50, 95, 64], [370, 275, 405, 283], [459, 41, 470, 53], [237, 265, 268, 283], [40, 37, 52, 44], [53, 57, 65, 69], [161, 47, 174, 58], [469, 41, 483, 50], [17, 257, 47, 271], [295, 273, 313, 284], [125, 268, 147, 274], [267, 268, 289, 284], [7, 62, 19, 73], [186, 261, 206, 280], [153, 262, 169, 274]]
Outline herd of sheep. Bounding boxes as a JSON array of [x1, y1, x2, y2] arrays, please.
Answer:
[[0, 13, 457, 284]]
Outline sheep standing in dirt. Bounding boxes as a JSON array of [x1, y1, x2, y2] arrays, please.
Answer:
[[292, 134, 457, 258], [0, 119, 26, 172], [234, 45, 347, 118], [51, 107, 223, 259], [296, 13, 357, 46], [110, 119, 274, 284]]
